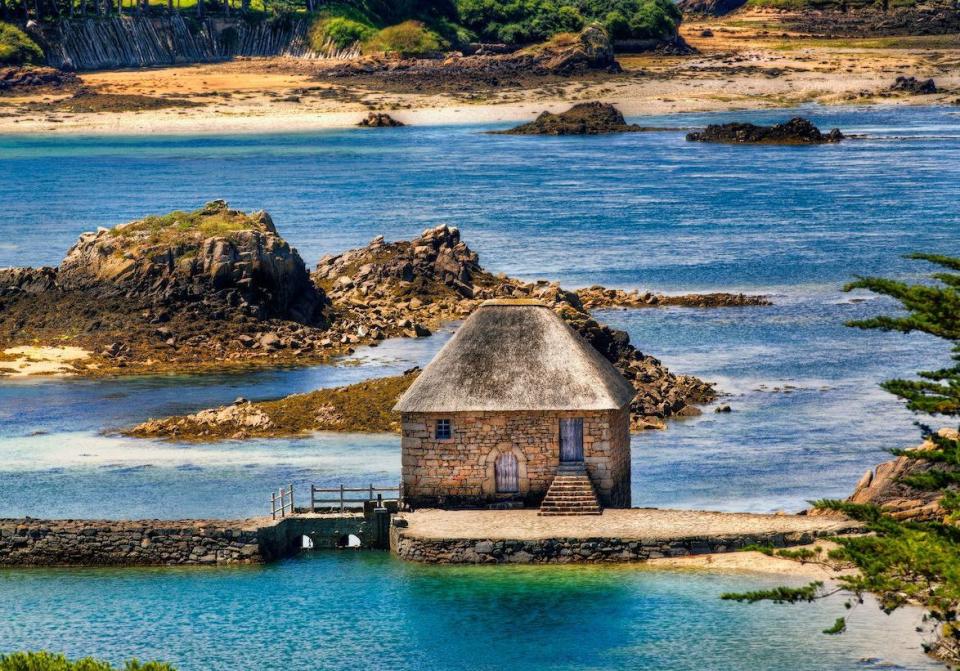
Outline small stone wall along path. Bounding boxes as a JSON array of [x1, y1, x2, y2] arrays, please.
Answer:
[[391, 508, 862, 564]]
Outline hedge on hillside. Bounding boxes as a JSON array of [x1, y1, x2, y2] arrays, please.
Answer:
[[0, 22, 44, 65], [456, 0, 681, 44]]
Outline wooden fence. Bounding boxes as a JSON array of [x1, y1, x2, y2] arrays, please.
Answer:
[[270, 484, 294, 520]]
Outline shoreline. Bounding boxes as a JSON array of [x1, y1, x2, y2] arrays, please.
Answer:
[[2, 18, 957, 137], [0, 91, 950, 138]]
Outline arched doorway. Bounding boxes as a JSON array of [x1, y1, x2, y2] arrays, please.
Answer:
[[495, 452, 519, 493]]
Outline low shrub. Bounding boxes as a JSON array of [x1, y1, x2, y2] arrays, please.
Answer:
[[0, 651, 175, 671], [0, 22, 43, 65], [362, 20, 446, 56], [310, 16, 376, 51]]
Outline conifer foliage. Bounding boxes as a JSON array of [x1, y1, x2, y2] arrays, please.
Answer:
[[723, 253, 960, 663]]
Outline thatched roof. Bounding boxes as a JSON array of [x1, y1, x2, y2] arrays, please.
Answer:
[[394, 299, 635, 413]]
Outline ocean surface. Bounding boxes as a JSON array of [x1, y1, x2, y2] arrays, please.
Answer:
[[0, 104, 958, 669]]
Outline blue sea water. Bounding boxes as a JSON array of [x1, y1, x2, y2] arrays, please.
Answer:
[[0, 104, 958, 669]]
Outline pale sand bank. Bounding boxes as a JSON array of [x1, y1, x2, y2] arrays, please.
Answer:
[[0, 345, 92, 376]]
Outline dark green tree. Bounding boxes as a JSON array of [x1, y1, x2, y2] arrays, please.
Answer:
[[723, 253, 960, 664]]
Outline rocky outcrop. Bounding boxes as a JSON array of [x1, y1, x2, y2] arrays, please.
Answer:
[[890, 76, 938, 94], [494, 102, 653, 136], [687, 117, 844, 145], [534, 23, 619, 73], [0, 267, 58, 295], [0, 201, 334, 375], [315, 226, 719, 429], [56, 200, 326, 324], [836, 429, 959, 521], [357, 112, 405, 127]]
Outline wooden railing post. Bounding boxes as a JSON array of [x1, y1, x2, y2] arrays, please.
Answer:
[[339, 484, 345, 513], [289, 484, 294, 515], [270, 491, 276, 520]]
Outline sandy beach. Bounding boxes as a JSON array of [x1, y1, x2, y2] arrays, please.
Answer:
[[1, 15, 957, 135]]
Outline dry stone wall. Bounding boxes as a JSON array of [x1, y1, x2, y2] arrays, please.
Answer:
[[401, 409, 630, 508], [0, 514, 374, 566], [393, 529, 836, 564], [0, 518, 263, 566]]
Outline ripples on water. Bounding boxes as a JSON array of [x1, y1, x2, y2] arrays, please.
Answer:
[[0, 105, 958, 669], [0, 554, 942, 670]]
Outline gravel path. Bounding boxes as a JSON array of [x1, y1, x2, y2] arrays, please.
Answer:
[[399, 508, 860, 541]]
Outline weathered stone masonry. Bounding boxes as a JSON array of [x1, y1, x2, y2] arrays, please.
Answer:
[[0, 519, 263, 567], [402, 409, 630, 508], [392, 529, 842, 564], [0, 514, 375, 567]]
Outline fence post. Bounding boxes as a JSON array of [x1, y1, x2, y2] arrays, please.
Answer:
[[270, 491, 276, 520], [289, 484, 294, 515], [340, 484, 345, 513], [369, 483, 374, 502]]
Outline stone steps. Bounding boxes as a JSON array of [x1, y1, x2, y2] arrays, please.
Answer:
[[539, 469, 602, 517]]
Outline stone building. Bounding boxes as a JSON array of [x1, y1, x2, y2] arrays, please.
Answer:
[[394, 299, 634, 514]]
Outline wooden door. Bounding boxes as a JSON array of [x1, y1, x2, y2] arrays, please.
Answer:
[[495, 452, 519, 493], [559, 418, 584, 462]]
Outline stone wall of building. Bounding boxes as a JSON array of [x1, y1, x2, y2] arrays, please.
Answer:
[[401, 408, 631, 507], [392, 528, 834, 564]]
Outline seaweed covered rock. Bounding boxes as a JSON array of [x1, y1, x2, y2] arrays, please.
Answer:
[[686, 117, 844, 145], [890, 76, 938, 94], [358, 112, 405, 127], [496, 102, 647, 135], [0, 65, 78, 93]]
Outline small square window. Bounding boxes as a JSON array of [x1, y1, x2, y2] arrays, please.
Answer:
[[435, 419, 452, 440]]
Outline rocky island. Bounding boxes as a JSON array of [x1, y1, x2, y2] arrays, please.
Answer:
[[686, 117, 844, 145], [493, 101, 665, 135]]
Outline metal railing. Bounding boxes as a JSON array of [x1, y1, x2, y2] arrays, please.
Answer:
[[309, 483, 401, 513], [270, 484, 294, 520]]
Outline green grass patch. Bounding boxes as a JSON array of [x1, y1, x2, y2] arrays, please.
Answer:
[[0, 22, 43, 65], [110, 200, 265, 247]]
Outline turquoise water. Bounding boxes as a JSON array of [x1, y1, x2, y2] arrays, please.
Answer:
[[1, 105, 959, 667], [0, 554, 942, 670]]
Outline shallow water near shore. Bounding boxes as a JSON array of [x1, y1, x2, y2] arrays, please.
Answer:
[[0, 104, 959, 667], [0, 553, 942, 671]]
